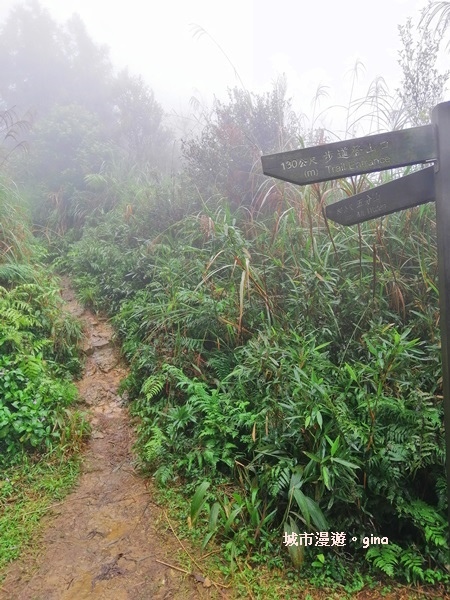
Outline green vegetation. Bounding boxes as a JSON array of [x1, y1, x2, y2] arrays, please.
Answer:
[[0, 0, 449, 594], [0, 129, 88, 571], [0, 452, 81, 571], [0, 173, 86, 465], [65, 190, 448, 586]]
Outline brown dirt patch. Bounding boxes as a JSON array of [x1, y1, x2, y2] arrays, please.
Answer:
[[0, 280, 223, 600]]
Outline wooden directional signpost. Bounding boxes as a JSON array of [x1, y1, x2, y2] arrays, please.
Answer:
[[262, 101, 450, 533]]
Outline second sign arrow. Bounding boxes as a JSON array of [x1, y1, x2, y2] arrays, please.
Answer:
[[325, 166, 436, 226]]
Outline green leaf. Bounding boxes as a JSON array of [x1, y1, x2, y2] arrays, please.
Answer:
[[224, 506, 242, 533], [330, 435, 340, 457], [189, 481, 210, 527], [284, 517, 304, 568], [202, 529, 217, 549], [331, 457, 360, 470], [292, 488, 311, 528], [303, 495, 328, 531], [303, 451, 321, 463], [316, 410, 323, 429], [321, 465, 331, 490], [208, 501, 221, 531]]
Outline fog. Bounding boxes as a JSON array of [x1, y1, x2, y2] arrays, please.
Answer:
[[0, 0, 439, 132]]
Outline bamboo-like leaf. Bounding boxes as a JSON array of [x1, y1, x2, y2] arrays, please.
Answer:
[[292, 488, 311, 528], [303, 451, 321, 463], [284, 517, 304, 568], [208, 501, 221, 531], [303, 496, 329, 531], [189, 481, 210, 528], [224, 506, 242, 533], [331, 457, 360, 470], [330, 436, 340, 457], [321, 465, 331, 490], [238, 267, 247, 334]]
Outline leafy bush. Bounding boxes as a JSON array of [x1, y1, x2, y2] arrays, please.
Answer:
[[0, 353, 78, 459], [64, 186, 448, 582], [58, 87, 450, 583], [0, 178, 85, 466]]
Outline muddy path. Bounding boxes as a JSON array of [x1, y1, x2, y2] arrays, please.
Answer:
[[0, 280, 222, 600]]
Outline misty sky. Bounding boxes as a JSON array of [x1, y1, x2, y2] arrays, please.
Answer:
[[1, 0, 445, 132]]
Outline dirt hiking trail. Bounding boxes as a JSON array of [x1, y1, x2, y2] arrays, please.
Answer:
[[0, 279, 222, 600]]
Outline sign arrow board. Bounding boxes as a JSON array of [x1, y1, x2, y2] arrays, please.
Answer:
[[261, 125, 436, 186], [325, 166, 436, 226]]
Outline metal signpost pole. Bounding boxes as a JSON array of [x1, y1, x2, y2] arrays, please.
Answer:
[[432, 102, 450, 529]]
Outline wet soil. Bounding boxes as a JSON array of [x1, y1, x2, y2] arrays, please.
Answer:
[[0, 280, 221, 600]]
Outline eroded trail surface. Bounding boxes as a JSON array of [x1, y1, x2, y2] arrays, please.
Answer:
[[1, 280, 213, 600]]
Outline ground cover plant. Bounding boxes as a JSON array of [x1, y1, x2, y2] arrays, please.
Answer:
[[64, 175, 448, 587], [0, 171, 89, 572], [0, 452, 81, 573], [0, 176, 86, 456]]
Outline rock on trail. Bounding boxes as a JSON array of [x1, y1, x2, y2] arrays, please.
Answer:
[[0, 279, 217, 600]]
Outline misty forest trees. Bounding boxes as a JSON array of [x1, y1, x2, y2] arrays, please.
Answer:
[[112, 69, 174, 170], [181, 80, 302, 208], [1, 0, 448, 228], [0, 0, 307, 229], [397, 13, 449, 126], [0, 1, 174, 230], [0, 3, 112, 118]]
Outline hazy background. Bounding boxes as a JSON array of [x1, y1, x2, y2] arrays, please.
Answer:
[[0, 0, 439, 129]]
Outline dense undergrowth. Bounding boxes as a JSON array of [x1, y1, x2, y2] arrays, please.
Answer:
[[0, 178, 86, 465], [0, 175, 89, 571], [62, 176, 448, 587]]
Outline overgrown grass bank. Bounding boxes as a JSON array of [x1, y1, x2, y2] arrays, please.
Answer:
[[152, 481, 450, 599], [63, 179, 448, 588], [0, 451, 81, 574], [0, 177, 89, 571]]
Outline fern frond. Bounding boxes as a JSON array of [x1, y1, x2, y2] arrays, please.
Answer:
[[399, 548, 425, 583], [207, 352, 236, 380], [20, 355, 45, 380], [0, 262, 36, 285], [366, 542, 401, 577], [141, 375, 164, 401]]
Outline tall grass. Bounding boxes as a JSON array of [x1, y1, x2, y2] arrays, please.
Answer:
[[52, 55, 449, 584], [64, 170, 447, 582]]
